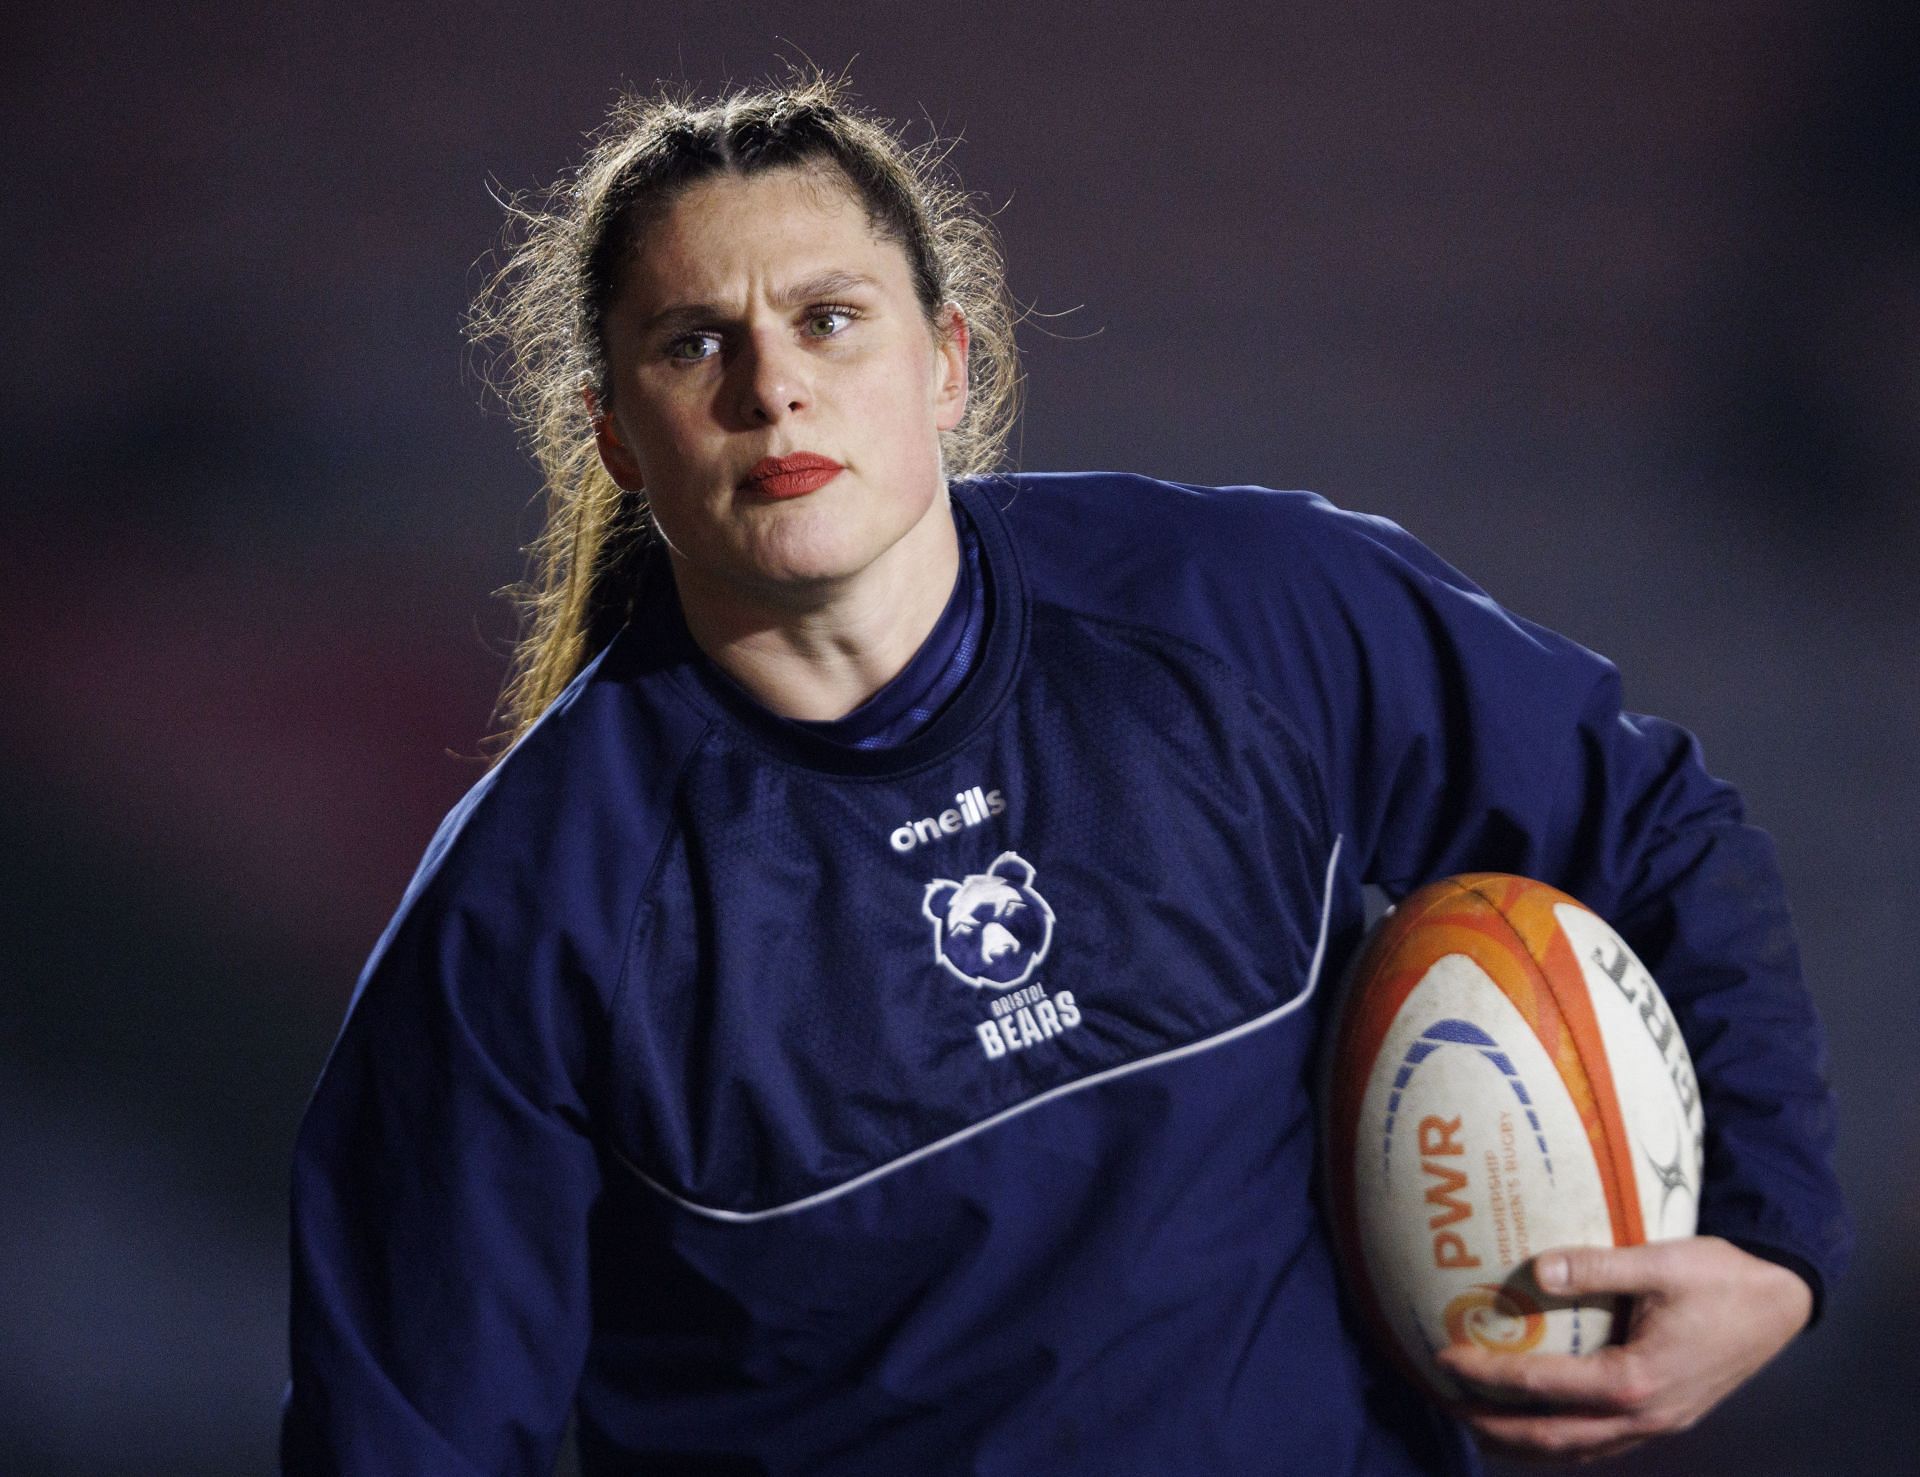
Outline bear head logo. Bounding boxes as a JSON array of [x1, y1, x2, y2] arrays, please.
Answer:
[[922, 851, 1056, 990]]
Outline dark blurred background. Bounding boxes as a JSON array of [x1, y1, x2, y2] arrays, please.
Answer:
[[6, 3, 1915, 1473]]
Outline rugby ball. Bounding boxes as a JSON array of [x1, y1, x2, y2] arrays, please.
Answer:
[[1323, 873, 1704, 1402]]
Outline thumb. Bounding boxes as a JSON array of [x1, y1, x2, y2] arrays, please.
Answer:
[[1533, 1242, 1673, 1299]]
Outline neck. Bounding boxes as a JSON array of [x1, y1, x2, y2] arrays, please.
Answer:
[[671, 494, 962, 722]]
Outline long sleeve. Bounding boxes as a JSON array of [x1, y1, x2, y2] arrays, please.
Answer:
[[281, 792, 613, 1475], [1275, 503, 1853, 1311]]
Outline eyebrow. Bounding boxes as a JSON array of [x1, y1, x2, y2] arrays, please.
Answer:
[[638, 270, 883, 338]]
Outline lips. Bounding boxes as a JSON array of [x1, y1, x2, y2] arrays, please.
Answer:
[[743, 452, 844, 499]]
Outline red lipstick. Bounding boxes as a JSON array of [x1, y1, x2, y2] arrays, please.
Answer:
[[743, 452, 844, 499]]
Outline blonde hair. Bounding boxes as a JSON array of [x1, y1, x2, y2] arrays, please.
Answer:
[[469, 73, 1022, 755]]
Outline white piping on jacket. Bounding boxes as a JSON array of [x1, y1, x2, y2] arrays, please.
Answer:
[[617, 835, 1344, 1224]]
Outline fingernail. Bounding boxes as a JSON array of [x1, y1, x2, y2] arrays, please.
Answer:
[[1537, 1253, 1569, 1291]]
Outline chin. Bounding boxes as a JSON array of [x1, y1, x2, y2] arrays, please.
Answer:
[[739, 512, 891, 590], [750, 492, 929, 584]]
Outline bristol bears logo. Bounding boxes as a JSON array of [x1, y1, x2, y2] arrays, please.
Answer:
[[922, 851, 1056, 990]]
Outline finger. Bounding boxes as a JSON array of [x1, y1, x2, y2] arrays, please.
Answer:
[[1530, 1241, 1679, 1300], [1466, 1409, 1648, 1464], [1438, 1343, 1649, 1412]]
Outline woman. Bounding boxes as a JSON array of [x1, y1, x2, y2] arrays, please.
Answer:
[[282, 76, 1847, 1475]]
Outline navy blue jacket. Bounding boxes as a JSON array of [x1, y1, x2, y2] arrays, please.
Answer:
[[283, 474, 1849, 1475]]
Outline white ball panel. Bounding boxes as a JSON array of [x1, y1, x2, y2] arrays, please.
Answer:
[[1554, 904, 1704, 1242], [1351, 953, 1614, 1394]]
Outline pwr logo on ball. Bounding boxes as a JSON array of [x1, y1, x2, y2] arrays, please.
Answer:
[[922, 851, 1056, 990]]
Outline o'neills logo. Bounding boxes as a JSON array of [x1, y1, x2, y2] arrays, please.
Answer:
[[889, 785, 1006, 853]]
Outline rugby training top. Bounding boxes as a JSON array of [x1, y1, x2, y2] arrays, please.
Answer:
[[283, 473, 1850, 1476]]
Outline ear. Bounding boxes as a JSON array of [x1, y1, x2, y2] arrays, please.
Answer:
[[923, 879, 960, 923], [932, 303, 970, 433], [583, 382, 646, 492], [987, 852, 1033, 887]]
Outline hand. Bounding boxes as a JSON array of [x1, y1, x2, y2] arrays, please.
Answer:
[[1434, 1236, 1813, 1463]]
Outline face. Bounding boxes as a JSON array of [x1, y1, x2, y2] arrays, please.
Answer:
[[593, 167, 969, 609]]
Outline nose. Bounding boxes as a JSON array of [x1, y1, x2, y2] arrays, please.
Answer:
[[734, 327, 810, 425]]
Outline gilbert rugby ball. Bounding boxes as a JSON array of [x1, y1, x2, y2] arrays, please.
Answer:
[[1323, 873, 1704, 1402]]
